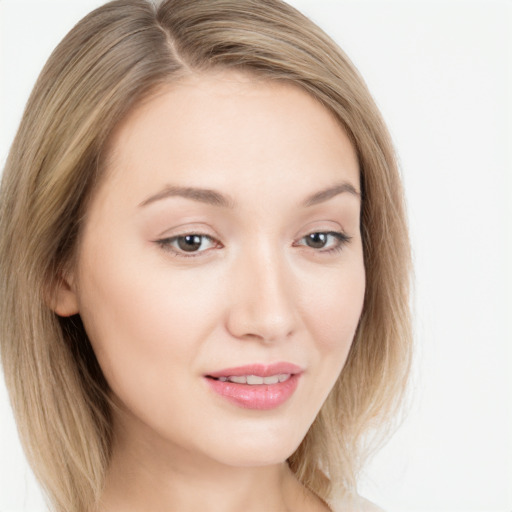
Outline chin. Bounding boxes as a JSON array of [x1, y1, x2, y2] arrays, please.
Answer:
[[201, 418, 309, 468]]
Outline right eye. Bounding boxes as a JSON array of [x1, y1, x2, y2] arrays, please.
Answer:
[[156, 234, 221, 257]]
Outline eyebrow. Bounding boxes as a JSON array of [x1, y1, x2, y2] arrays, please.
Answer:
[[302, 182, 360, 207], [139, 181, 360, 209], [139, 185, 235, 208]]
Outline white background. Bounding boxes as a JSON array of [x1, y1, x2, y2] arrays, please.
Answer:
[[0, 1, 511, 511]]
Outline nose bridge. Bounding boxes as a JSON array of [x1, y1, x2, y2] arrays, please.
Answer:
[[226, 238, 298, 342]]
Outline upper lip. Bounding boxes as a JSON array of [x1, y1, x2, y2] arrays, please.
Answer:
[[206, 362, 303, 378]]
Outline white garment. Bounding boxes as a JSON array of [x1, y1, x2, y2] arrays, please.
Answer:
[[327, 491, 384, 512]]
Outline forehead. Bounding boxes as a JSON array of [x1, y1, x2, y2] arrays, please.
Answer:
[[100, 70, 359, 207]]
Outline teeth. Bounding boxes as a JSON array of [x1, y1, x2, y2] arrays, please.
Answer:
[[216, 374, 292, 385], [246, 375, 264, 385], [229, 376, 247, 384]]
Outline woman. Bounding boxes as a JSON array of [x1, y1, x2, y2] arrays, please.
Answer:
[[0, 0, 412, 511]]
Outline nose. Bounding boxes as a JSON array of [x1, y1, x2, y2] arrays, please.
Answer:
[[225, 245, 299, 343]]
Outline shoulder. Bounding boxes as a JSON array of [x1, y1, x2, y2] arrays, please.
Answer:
[[327, 492, 385, 512]]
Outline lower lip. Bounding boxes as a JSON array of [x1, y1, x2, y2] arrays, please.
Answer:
[[205, 374, 301, 410]]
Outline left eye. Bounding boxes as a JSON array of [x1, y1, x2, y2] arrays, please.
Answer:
[[157, 234, 219, 255], [296, 231, 350, 251]]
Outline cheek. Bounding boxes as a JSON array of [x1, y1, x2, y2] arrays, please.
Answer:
[[301, 256, 365, 357], [75, 243, 220, 408]]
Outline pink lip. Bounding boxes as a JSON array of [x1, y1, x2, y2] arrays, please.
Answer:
[[205, 362, 303, 410]]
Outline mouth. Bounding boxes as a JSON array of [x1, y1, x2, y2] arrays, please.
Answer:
[[204, 363, 302, 410], [211, 373, 292, 385]]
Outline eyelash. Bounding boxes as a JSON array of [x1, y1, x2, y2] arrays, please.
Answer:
[[155, 231, 351, 259]]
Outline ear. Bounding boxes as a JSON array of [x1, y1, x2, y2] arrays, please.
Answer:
[[49, 272, 80, 317]]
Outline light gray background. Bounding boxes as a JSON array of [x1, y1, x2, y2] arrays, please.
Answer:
[[0, 1, 511, 511]]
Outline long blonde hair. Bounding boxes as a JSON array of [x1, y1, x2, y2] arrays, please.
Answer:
[[0, 1, 412, 510]]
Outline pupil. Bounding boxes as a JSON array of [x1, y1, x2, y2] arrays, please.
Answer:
[[178, 235, 202, 252], [307, 233, 327, 248]]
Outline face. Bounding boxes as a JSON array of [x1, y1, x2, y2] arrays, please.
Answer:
[[60, 72, 365, 468]]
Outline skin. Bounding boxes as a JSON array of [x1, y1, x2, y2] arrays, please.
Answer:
[[55, 71, 365, 512]]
